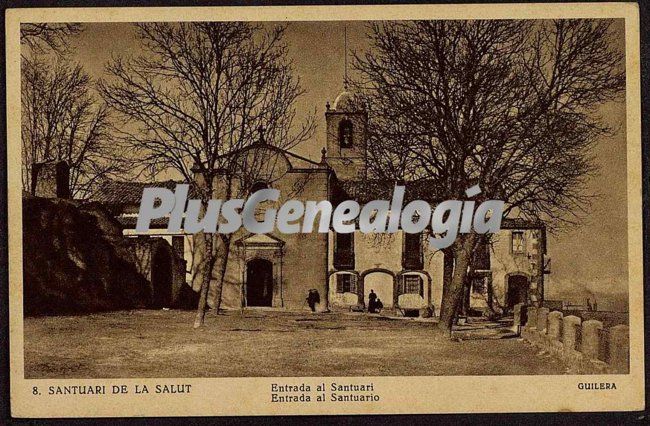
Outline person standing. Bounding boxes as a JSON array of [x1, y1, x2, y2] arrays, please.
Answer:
[[306, 289, 320, 312], [368, 289, 377, 313]]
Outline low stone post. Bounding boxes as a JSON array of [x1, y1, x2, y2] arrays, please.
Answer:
[[608, 325, 629, 373], [513, 303, 527, 328], [581, 319, 603, 360], [547, 311, 563, 341], [563, 315, 582, 351], [527, 306, 538, 329], [537, 307, 550, 332]]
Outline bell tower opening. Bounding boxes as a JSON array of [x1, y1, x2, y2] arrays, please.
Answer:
[[339, 119, 354, 148]]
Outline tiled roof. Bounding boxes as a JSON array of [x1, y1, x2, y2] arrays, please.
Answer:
[[500, 217, 545, 229], [207, 143, 327, 171], [116, 216, 170, 229], [92, 180, 197, 206], [335, 179, 442, 204]]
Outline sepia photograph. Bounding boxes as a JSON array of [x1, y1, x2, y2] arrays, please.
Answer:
[[6, 3, 644, 417]]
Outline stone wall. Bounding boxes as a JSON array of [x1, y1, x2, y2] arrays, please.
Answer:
[[23, 196, 151, 315], [517, 304, 629, 374]]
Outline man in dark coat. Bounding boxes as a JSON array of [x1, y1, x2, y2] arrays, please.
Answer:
[[307, 289, 320, 312], [368, 289, 377, 313]]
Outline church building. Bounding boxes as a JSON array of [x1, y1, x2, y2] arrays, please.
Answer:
[[95, 87, 550, 317]]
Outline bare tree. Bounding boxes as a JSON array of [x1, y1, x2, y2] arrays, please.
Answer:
[[21, 56, 125, 199], [99, 22, 314, 328], [354, 20, 624, 333], [21, 23, 83, 55]]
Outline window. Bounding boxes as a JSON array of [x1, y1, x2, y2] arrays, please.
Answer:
[[336, 274, 356, 293], [402, 275, 423, 296], [339, 119, 353, 148], [471, 277, 486, 294], [512, 231, 525, 254], [334, 232, 355, 269], [403, 233, 423, 269]]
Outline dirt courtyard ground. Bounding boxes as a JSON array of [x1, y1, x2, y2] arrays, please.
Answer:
[[24, 310, 567, 378]]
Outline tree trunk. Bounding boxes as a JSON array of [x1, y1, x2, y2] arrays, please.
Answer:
[[440, 247, 454, 307], [193, 232, 216, 328], [486, 275, 495, 314], [460, 275, 471, 316], [437, 233, 479, 334], [193, 233, 233, 328], [211, 235, 232, 313]]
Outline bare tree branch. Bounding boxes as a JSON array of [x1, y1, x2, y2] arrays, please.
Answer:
[[20, 23, 83, 55], [353, 19, 624, 331], [21, 55, 129, 198], [99, 22, 314, 327]]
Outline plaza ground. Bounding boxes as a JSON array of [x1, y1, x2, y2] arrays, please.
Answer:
[[24, 309, 567, 378]]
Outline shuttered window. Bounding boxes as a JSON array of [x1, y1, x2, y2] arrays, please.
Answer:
[[336, 274, 357, 293], [402, 275, 423, 295], [403, 233, 423, 269], [334, 232, 355, 269]]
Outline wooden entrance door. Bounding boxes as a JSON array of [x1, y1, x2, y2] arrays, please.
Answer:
[[506, 275, 529, 309], [246, 259, 273, 307]]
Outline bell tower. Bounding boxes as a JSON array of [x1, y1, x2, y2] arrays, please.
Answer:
[[324, 27, 367, 181], [324, 93, 367, 180]]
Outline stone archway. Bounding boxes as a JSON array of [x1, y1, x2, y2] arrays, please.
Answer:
[[151, 246, 173, 308], [360, 269, 396, 308]]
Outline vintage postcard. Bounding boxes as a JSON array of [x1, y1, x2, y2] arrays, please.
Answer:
[[6, 2, 644, 417]]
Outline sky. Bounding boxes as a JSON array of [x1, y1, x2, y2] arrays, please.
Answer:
[[62, 20, 629, 309]]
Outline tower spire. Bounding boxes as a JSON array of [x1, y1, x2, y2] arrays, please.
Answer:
[[344, 25, 348, 90]]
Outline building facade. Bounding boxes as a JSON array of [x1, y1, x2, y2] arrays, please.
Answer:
[[95, 89, 550, 316]]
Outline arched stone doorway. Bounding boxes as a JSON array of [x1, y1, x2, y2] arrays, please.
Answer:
[[362, 270, 395, 308], [151, 247, 173, 308], [506, 274, 529, 309], [246, 258, 274, 307]]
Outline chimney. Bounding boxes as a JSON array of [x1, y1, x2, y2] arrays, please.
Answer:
[[190, 162, 206, 189], [31, 160, 71, 199]]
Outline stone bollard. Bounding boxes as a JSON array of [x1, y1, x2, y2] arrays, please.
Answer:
[[513, 303, 527, 328], [527, 306, 538, 329], [608, 325, 630, 373], [581, 320, 603, 360], [537, 307, 550, 332], [563, 315, 582, 351], [547, 311, 563, 341]]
